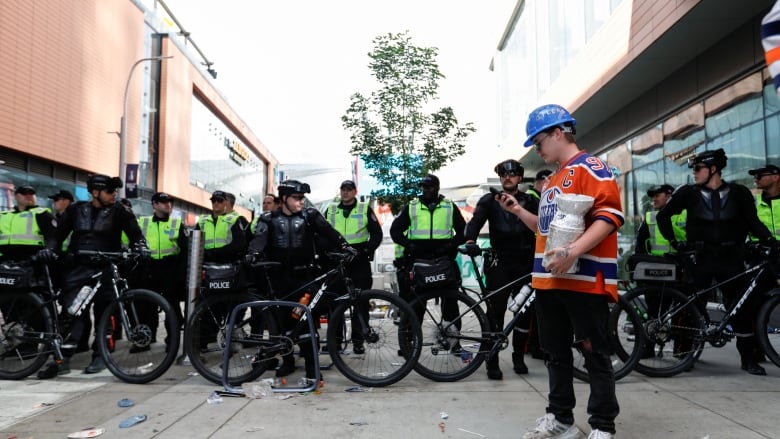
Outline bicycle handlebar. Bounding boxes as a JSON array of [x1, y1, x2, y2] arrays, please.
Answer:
[[76, 250, 138, 260]]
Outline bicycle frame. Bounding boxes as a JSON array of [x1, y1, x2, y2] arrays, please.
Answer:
[[421, 250, 533, 357], [652, 260, 768, 336]]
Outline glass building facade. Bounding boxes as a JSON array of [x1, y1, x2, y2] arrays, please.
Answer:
[[494, 0, 775, 279]]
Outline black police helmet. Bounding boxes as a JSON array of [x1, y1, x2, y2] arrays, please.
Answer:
[[493, 159, 524, 176], [278, 180, 311, 197], [87, 174, 123, 192], [688, 148, 727, 170]]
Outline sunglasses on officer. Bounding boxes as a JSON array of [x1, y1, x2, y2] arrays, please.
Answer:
[[498, 170, 520, 178]]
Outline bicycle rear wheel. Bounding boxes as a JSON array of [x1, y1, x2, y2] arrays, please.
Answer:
[[756, 293, 780, 368], [410, 289, 490, 382], [624, 285, 705, 377], [96, 289, 179, 384], [326, 289, 422, 387], [183, 293, 278, 386], [0, 292, 52, 379], [572, 294, 644, 382]]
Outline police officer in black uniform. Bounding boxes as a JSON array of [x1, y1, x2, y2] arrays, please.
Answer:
[[248, 180, 353, 379], [38, 175, 149, 378], [465, 160, 539, 379], [657, 149, 774, 375]]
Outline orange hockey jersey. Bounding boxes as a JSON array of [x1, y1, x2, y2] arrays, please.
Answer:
[[533, 151, 624, 301]]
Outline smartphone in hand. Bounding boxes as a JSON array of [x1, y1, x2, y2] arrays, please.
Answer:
[[490, 187, 515, 206]]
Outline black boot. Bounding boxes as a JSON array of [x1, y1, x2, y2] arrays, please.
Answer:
[[741, 358, 767, 375], [737, 336, 766, 375], [276, 354, 296, 377], [512, 352, 528, 375], [486, 355, 503, 380]]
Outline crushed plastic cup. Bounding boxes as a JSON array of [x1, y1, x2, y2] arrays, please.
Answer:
[[243, 381, 273, 399]]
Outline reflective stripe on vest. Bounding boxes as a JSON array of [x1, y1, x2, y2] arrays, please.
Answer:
[[327, 202, 370, 244], [646, 210, 686, 255], [408, 199, 454, 240], [139, 216, 181, 259], [0, 207, 49, 246], [754, 194, 780, 240], [198, 212, 239, 249]]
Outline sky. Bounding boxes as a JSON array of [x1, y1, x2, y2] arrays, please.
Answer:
[[162, 0, 518, 188]]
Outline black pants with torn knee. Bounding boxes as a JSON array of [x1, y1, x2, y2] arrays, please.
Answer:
[[535, 289, 619, 434]]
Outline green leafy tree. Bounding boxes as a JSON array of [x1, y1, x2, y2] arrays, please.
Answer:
[[342, 31, 475, 212]]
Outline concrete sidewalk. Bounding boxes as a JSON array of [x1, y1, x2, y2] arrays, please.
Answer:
[[1, 343, 778, 439]]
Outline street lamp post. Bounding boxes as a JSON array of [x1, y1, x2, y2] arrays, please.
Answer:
[[119, 55, 173, 198]]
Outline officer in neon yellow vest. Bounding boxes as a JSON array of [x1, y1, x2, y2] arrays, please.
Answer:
[[323, 180, 382, 354], [748, 165, 780, 240], [0, 185, 58, 262], [133, 192, 188, 347], [196, 190, 249, 264], [635, 184, 687, 256], [249, 193, 281, 236], [390, 174, 466, 324], [526, 169, 552, 200]]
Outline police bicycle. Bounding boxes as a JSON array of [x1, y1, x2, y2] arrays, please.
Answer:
[[621, 241, 780, 377], [407, 245, 644, 382], [183, 251, 423, 387], [0, 250, 180, 383]]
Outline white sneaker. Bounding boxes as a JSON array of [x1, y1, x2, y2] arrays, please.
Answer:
[[522, 413, 581, 439], [587, 429, 615, 439]]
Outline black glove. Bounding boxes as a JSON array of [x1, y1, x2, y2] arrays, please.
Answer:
[[34, 248, 58, 263], [671, 240, 693, 252], [463, 243, 481, 257], [132, 242, 152, 261], [342, 246, 359, 258], [245, 253, 260, 265]]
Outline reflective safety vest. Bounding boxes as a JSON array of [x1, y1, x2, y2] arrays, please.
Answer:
[[198, 212, 240, 249], [139, 216, 181, 259], [0, 207, 50, 246], [646, 210, 687, 255], [326, 202, 370, 244], [408, 199, 454, 240], [753, 194, 780, 240]]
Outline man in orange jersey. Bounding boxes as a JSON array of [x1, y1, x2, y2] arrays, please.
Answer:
[[496, 104, 622, 439]]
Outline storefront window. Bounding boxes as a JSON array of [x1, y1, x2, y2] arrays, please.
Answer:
[[189, 95, 267, 211]]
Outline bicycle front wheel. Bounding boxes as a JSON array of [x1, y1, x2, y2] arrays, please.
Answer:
[[96, 289, 180, 384], [624, 285, 705, 377], [409, 289, 490, 382], [326, 289, 422, 387], [572, 294, 645, 382], [756, 293, 780, 368], [0, 292, 53, 380], [183, 293, 278, 386]]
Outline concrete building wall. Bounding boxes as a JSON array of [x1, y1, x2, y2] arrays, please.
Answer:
[[0, 0, 146, 175]]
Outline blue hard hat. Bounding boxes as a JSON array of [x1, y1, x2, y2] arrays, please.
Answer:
[[523, 104, 577, 147]]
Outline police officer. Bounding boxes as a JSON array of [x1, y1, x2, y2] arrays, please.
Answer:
[[635, 184, 686, 256], [0, 185, 58, 263], [248, 180, 352, 379], [323, 180, 383, 353], [38, 175, 149, 378], [464, 160, 538, 379], [749, 164, 780, 239], [390, 174, 466, 337], [657, 149, 774, 375], [527, 169, 552, 200], [133, 192, 188, 349], [48, 189, 74, 218], [262, 193, 281, 212], [197, 190, 249, 265]]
